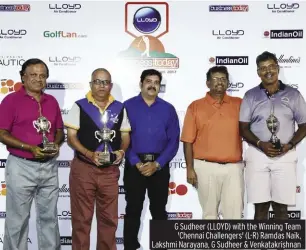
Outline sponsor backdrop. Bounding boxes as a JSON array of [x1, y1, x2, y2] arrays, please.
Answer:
[[0, 1, 305, 249]]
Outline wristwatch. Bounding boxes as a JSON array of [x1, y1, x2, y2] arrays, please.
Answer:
[[155, 162, 161, 171]]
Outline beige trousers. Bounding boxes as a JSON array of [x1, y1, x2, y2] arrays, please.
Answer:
[[194, 159, 244, 219]]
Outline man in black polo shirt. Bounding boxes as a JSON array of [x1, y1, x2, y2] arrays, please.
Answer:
[[65, 68, 130, 250]]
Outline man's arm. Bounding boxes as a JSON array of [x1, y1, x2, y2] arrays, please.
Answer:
[[0, 129, 34, 152], [120, 132, 130, 152], [67, 128, 90, 156], [54, 129, 65, 146], [289, 93, 306, 147], [239, 122, 260, 147], [155, 107, 180, 168], [289, 123, 306, 147], [183, 142, 193, 170]]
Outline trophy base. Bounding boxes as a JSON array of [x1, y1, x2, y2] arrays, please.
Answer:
[[39, 143, 57, 154], [271, 140, 282, 150], [97, 152, 116, 166]]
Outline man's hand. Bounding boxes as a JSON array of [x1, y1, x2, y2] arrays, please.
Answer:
[[258, 141, 282, 157], [280, 143, 293, 155], [30, 146, 46, 159], [87, 151, 100, 166], [136, 162, 143, 170], [139, 162, 158, 177], [113, 150, 125, 165], [187, 168, 197, 188]]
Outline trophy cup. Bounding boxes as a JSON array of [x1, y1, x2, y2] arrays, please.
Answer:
[[33, 116, 57, 153], [266, 113, 282, 149], [94, 111, 116, 164]]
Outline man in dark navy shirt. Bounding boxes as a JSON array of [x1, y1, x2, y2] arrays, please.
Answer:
[[123, 69, 180, 250]]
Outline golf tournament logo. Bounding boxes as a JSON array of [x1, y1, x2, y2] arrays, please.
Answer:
[[118, 2, 179, 73]]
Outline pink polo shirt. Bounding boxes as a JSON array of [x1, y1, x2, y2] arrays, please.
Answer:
[[0, 86, 63, 158]]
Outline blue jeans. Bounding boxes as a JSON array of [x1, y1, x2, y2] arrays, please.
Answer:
[[4, 154, 61, 250]]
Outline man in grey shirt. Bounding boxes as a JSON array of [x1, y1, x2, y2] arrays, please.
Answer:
[[239, 51, 306, 220]]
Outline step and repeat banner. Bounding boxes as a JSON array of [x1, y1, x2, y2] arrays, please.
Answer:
[[0, 1, 306, 249]]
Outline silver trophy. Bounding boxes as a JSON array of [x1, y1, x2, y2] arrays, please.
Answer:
[[94, 110, 116, 164], [266, 113, 281, 149], [33, 116, 57, 153]]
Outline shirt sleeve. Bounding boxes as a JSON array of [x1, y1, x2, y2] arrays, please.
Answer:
[[0, 96, 15, 132], [55, 101, 64, 129], [293, 91, 306, 124], [64, 103, 80, 130], [180, 102, 197, 143], [156, 105, 180, 168], [120, 108, 131, 132], [239, 93, 252, 122]]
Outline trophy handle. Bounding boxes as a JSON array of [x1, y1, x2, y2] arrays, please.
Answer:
[[47, 121, 51, 133], [95, 131, 102, 143], [33, 121, 39, 131], [110, 130, 116, 142]]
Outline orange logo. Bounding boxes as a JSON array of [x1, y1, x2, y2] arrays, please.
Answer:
[[168, 182, 188, 196], [0, 181, 6, 196], [0, 79, 22, 95]]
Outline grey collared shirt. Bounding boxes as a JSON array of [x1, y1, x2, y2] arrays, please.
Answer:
[[239, 82, 306, 143]]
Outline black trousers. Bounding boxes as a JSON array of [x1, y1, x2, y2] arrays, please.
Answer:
[[123, 161, 170, 250]]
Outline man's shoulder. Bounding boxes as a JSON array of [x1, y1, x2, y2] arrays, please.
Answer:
[[124, 96, 138, 106], [188, 97, 206, 108], [243, 85, 261, 99], [0, 90, 22, 104], [228, 95, 242, 105], [157, 97, 175, 109], [44, 92, 59, 104]]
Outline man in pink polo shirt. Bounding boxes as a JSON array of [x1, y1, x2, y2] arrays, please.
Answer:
[[0, 58, 64, 250]]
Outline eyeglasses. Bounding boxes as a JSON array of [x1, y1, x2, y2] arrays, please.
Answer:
[[210, 77, 228, 83], [257, 64, 279, 73], [90, 79, 111, 87]]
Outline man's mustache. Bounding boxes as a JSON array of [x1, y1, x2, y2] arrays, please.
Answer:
[[147, 86, 156, 91]]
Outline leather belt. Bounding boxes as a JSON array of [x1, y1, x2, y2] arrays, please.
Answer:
[[197, 159, 231, 165], [137, 153, 160, 163], [11, 154, 51, 163]]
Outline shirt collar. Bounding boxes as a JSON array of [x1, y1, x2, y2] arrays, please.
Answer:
[[259, 80, 286, 90], [137, 93, 161, 103], [19, 85, 47, 102], [205, 92, 230, 105], [86, 91, 115, 112]]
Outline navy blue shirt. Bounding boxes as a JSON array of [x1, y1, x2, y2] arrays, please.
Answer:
[[124, 94, 180, 168]]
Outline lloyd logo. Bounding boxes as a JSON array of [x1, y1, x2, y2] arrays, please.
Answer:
[[227, 82, 244, 92], [0, 29, 27, 39], [267, 3, 299, 13], [212, 30, 244, 39], [49, 56, 81, 66], [49, 4, 81, 13]]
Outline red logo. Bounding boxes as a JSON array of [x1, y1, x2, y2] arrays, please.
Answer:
[[0, 79, 22, 95], [168, 182, 188, 196], [296, 186, 301, 193]]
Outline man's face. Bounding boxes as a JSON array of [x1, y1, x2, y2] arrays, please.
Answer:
[[22, 64, 48, 93], [90, 70, 112, 99], [257, 59, 279, 85], [207, 72, 228, 94], [140, 75, 160, 98]]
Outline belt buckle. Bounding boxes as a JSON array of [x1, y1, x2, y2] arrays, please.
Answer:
[[144, 154, 154, 162]]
